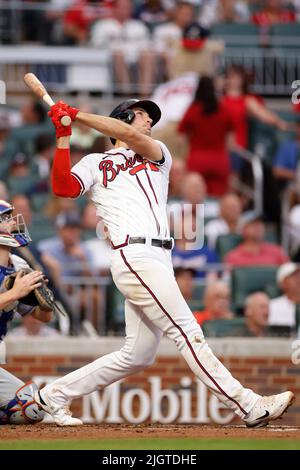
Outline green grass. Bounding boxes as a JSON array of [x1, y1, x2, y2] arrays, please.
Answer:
[[0, 439, 299, 450]]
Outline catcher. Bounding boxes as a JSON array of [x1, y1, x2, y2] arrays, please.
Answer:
[[0, 200, 56, 424]]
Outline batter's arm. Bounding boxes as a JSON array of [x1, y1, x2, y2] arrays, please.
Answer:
[[76, 112, 163, 162], [52, 136, 82, 197]]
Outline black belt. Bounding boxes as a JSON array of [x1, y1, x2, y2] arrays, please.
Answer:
[[128, 237, 174, 250]]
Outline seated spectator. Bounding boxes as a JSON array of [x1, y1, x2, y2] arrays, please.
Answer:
[[8, 315, 61, 338], [269, 263, 300, 328], [199, 0, 250, 27], [169, 172, 220, 227], [2, 99, 52, 174], [32, 133, 55, 180], [169, 22, 224, 79], [229, 292, 270, 337], [168, 158, 186, 201], [90, 0, 155, 96], [224, 214, 289, 267], [134, 0, 169, 31], [174, 266, 196, 302], [45, 195, 77, 222], [63, 0, 111, 45], [178, 76, 235, 196], [272, 119, 300, 185], [251, 0, 295, 28], [194, 281, 234, 326], [205, 193, 243, 249], [38, 211, 92, 278], [153, 1, 195, 79]]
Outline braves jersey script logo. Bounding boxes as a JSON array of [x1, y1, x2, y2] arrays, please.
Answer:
[[99, 153, 159, 187]]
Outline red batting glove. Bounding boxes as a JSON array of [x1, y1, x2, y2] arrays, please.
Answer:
[[48, 106, 72, 138], [51, 100, 79, 121]]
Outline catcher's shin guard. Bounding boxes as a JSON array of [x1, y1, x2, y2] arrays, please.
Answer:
[[1, 381, 45, 424]]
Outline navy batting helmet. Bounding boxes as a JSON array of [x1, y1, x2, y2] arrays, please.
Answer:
[[109, 99, 161, 145]]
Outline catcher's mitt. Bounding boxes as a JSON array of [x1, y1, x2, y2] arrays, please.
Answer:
[[4, 268, 62, 313]]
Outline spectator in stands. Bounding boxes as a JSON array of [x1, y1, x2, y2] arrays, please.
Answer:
[[32, 134, 55, 181], [199, 0, 250, 28], [11, 194, 33, 230], [3, 99, 52, 174], [153, 1, 195, 79], [272, 119, 300, 185], [169, 173, 219, 234], [45, 195, 77, 222], [172, 211, 219, 279], [90, 0, 155, 96], [224, 213, 289, 267], [174, 266, 196, 302], [178, 76, 235, 196], [70, 102, 104, 152], [8, 315, 61, 338], [168, 158, 186, 200], [63, 0, 111, 44], [229, 292, 270, 337], [8, 154, 38, 196], [222, 65, 288, 153], [194, 281, 234, 326], [251, 0, 295, 28], [269, 262, 300, 328], [169, 22, 224, 79], [38, 211, 92, 278], [134, 0, 169, 31], [205, 193, 243, 249]]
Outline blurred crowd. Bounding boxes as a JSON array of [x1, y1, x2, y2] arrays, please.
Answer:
[[1, 0, 300, 338]]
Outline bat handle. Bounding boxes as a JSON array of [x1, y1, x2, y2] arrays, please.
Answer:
[[43, 94, 71, 127]]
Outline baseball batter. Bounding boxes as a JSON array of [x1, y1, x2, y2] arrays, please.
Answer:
[[0, 201, 51, 424], [35, 99, 294, 427]]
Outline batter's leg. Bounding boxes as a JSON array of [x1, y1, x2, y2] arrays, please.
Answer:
[[113, 249, 260, 419], [39, 299, 163, 407]]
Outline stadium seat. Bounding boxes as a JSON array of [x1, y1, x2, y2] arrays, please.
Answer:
[[202, 317, 246, 337], [212, 23, 260, 47], [231, 265, 278, 310], [216, 234, 242, 261], [270, 23, 300, 47]]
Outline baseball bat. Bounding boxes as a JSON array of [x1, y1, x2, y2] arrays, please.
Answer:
[[23, 73, 71, 126]]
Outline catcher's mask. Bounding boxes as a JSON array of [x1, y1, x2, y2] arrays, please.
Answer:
[[0, 200, 31, 248], [109, 99, 161, 145]]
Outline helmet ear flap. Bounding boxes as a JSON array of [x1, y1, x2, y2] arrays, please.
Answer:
[[115, 109, 135, 124]]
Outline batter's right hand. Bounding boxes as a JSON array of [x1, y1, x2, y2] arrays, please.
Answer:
[[48, 103, 72, 138], [51, 100, 79, 121]]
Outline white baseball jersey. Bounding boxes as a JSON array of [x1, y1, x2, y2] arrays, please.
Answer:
[[71, 140, 172, 247]]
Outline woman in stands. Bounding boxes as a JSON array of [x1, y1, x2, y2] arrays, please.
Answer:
[[178, 76, 234, 197]]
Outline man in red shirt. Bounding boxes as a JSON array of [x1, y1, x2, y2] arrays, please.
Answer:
[[224, 214, 289, 267], [251, 0, 295, 26]]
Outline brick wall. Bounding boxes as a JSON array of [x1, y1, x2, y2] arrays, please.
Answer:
[[2, 338, 300, 425]]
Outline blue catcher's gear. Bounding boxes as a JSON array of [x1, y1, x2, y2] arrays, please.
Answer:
[[0, 200, 31, 248], [0, 381, 44, 424]]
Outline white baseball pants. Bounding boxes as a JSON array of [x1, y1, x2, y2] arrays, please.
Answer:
[[42, 244, 260, 418]]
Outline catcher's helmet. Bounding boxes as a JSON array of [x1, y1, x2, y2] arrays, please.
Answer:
[[109, 99, 161, 145], [0, 200, 31, 248]]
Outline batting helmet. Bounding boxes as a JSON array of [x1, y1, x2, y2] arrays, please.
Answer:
[[0, 200, 31, 248], [109, 99, 161, 145]]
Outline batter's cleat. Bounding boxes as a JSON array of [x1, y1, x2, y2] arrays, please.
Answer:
[[34, 390, 83, 427], [244, 391, 295, 428]]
